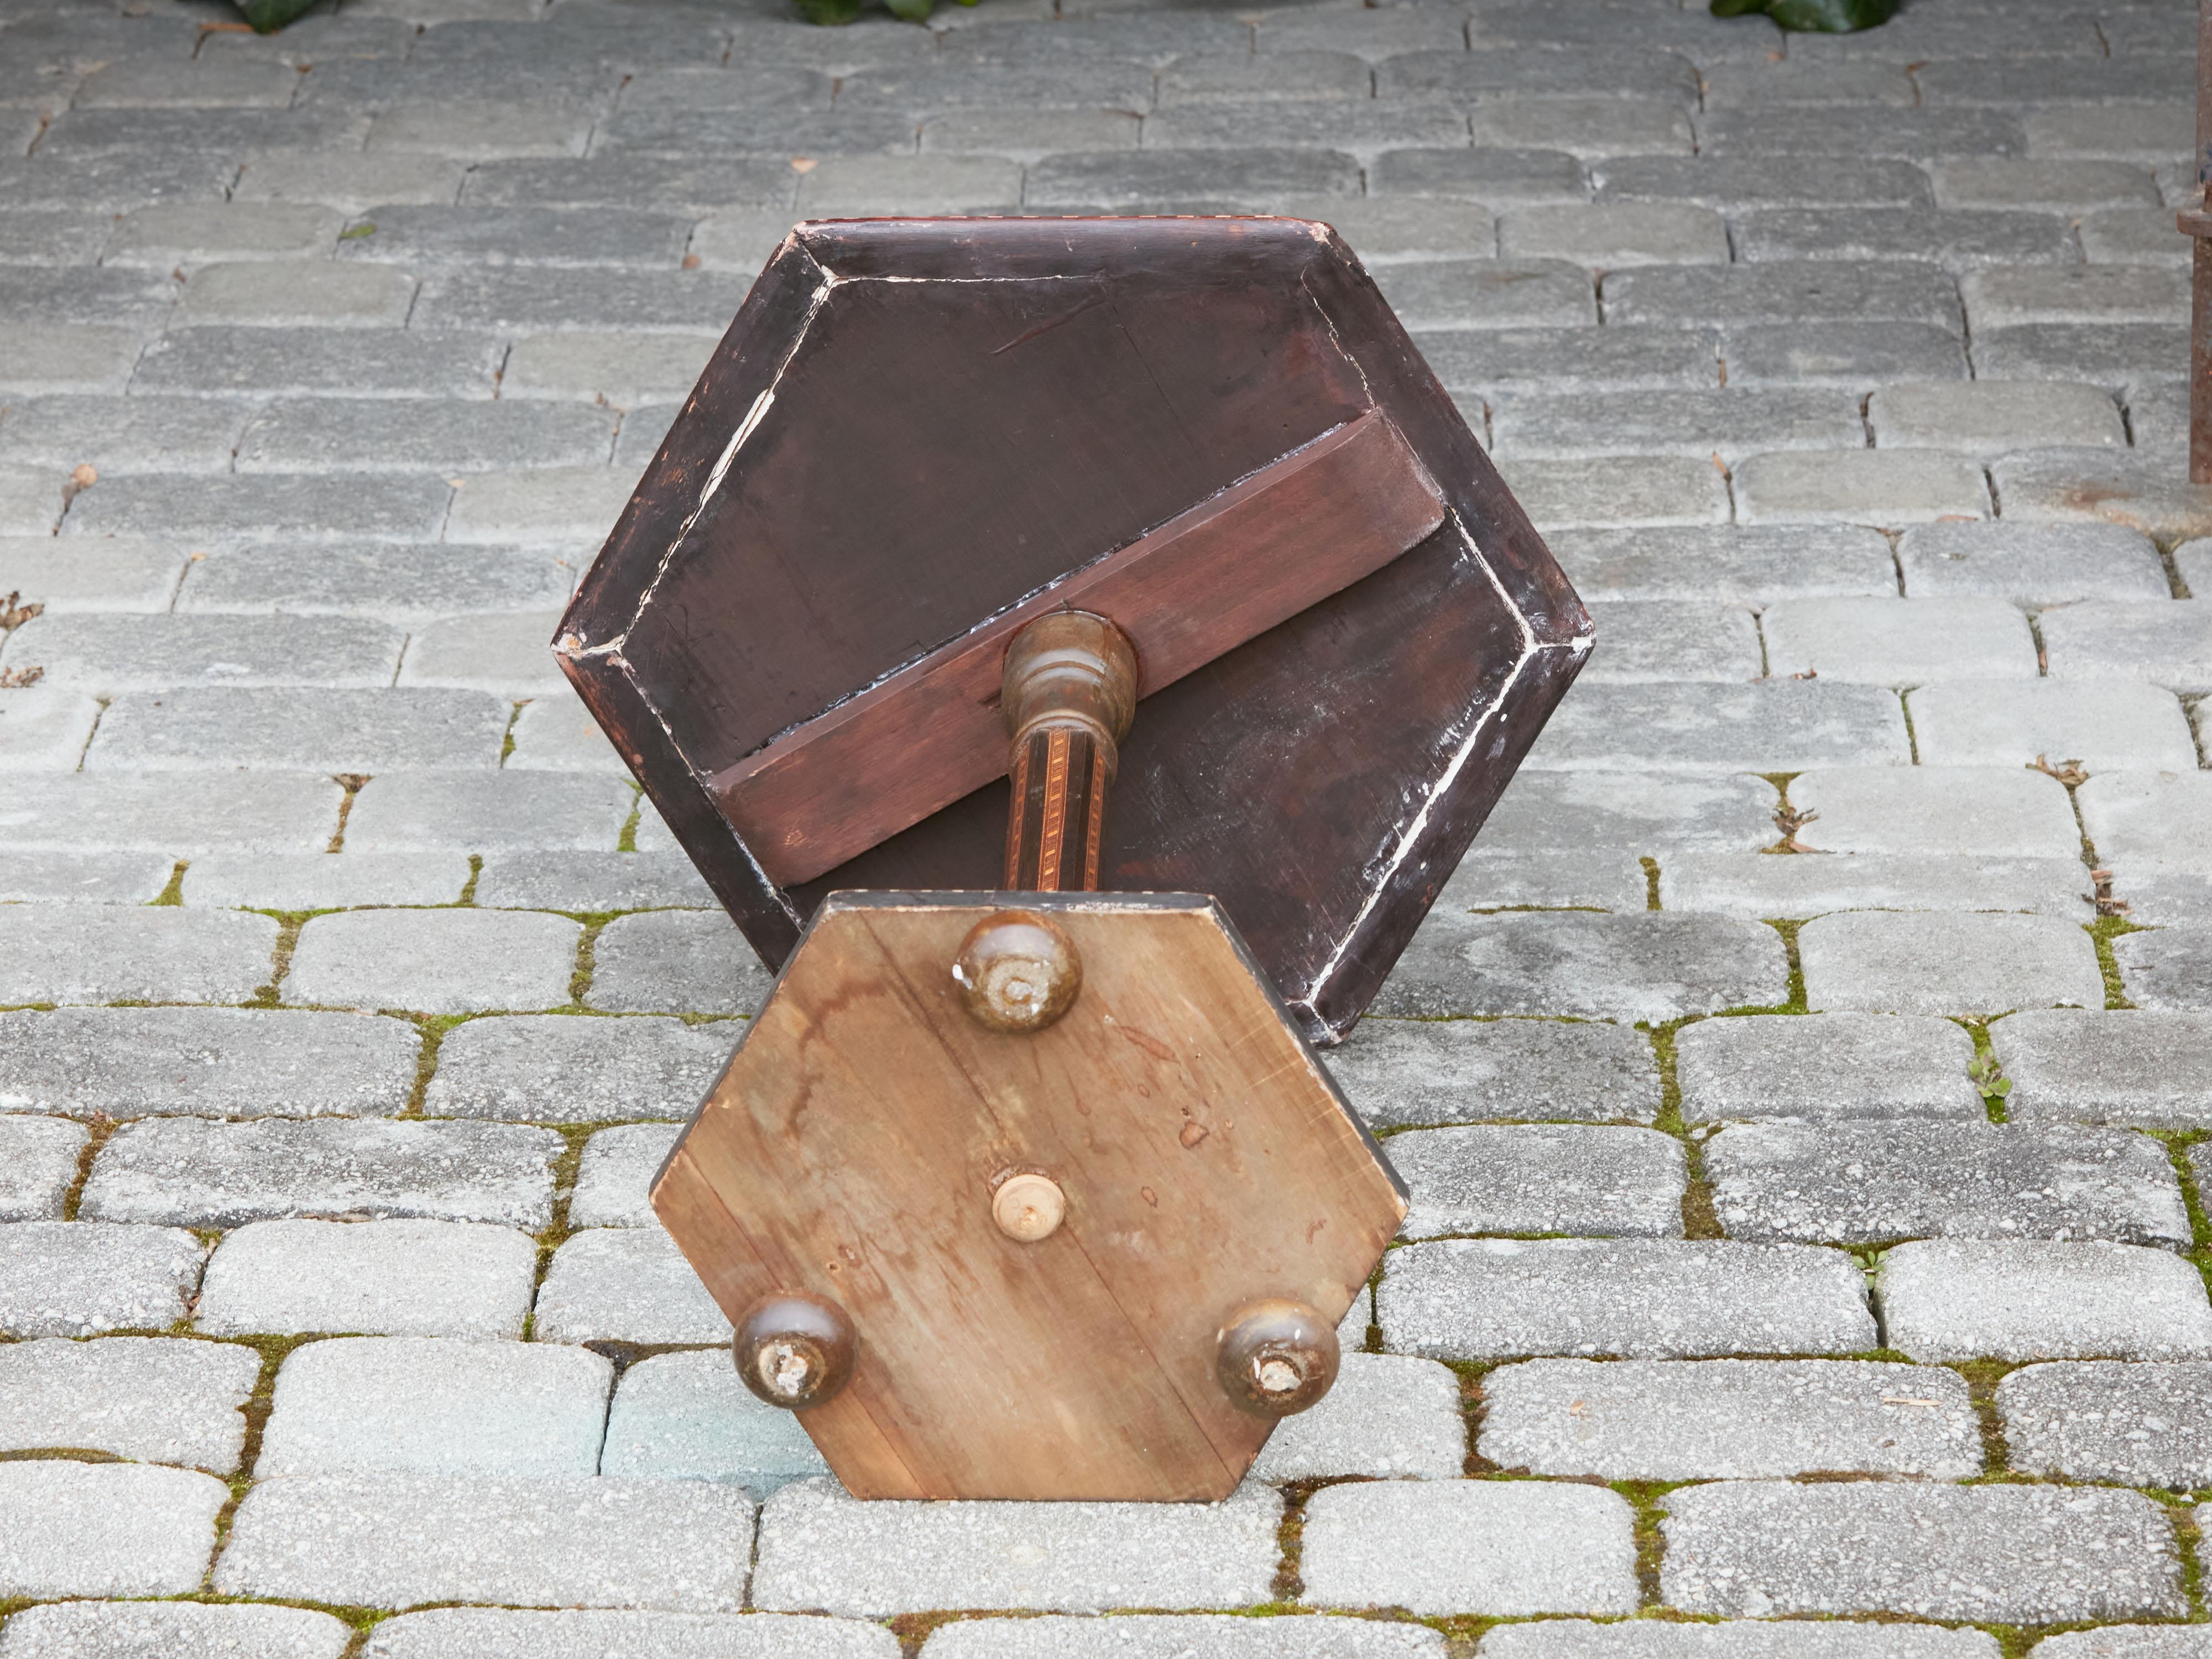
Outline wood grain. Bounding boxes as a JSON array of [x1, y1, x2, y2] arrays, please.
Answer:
[[649, 890, 1407, 1503], [710, 410, 1443, 888]]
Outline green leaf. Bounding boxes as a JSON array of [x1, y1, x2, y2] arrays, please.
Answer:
[[338, 221, 377, 240], [231, 0, 321, 32], [793, 0, 867, 25], [882, 0, 936, 22], [1709, 0, 1898, 30]]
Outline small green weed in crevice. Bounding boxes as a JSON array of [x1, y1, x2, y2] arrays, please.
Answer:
[[1640, 857, 1661, 910], [617, 787, 644, 853], [498, 702, 524, 765], [1613, 1480, 1694, 1608], [60, 1110, 117, 1221], [1648, 1024, 1725, 1239], [1442, 1359, 1502, 1475], [150, 861, 188, 906], [1957, 1022, 2012, 1124], [1765, 920, 1810, 1013], [400, 1014, 471, 1117], [326, 774, 370, 854], [1950, 1359, 2022, 1477], [568, 916, 614, 1008], [2086, 915, 2150, 1011], [458, 853, 483, 906]]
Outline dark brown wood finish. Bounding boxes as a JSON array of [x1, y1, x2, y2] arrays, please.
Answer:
[[556, 216, 1594, 1043]]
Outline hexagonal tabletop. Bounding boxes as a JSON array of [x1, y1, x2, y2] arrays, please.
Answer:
[[650, 890, 1408, 1502], [557, 216, 1591, 1042]]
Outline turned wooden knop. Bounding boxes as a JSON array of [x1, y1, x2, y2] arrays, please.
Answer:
[[1000, 611, 1138, 893]]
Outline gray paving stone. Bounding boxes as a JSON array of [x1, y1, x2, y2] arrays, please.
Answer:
[[1482, 1625, 1997, 1659], [0, 1115, 86, 1222], [465, 156, 796, 214], [1496, 202, 1728, 267], [2043, 601, 2212, 694], [63, 474, 453, 545], [88, 688, 513, 773], [1280, 197, 1499, 264], [1024, 149, 1361, 210], [504, 331, 719, 408], [258, 1335, 612, 1479], [444, 466, 637, 546], [1370, 259, 1595, 330], [0, 154, 231, 215], [0, 849, 176, 904], [1149, 105, 1475, 162], [286, 909, 581, 1015], [214, 1471, 756, 1611], [1479, 1357, 1980, 1480], [1440, 851, 1648, 912], [2030, 1634, 2212, 1659], [1378, 45, 1698, 105], [1661, 852, 2091, 922], [1247, 1351, 1464, 1482], [476, 852, 714, 912], [1374, 910, 1788, 1021], [0, 393, 255, 473], [0, 535, 189, 612], [1736, 452, 1993, 528], [497, 690, 627, 775], [570, 1122, 681, 1227], [0, 322, 145, 395], [2118, 876, 2212, 930], [238, 399, 617, 476], [1881, 1238, 2212, 1361], [177, 259, 417, 328], [82, 1118, 562, 1230], [2079, 771, 2212, 878], [1447, 776, 1747, 865], [1965, 265, 2188, 329], [101, 202, 342, 269], [2000, 1359, 2212, 1488], [234, 150, 468, 213], [0, 1221, 204, 1338], [1707, 1121, 2187, 1248], [534, 1226, 732, 1345], [1798, 912, 2107, 1016], [1379, 1239, 1875, 1359], [1908, 680, 2199, 771], [1489, 390, 1861, 465], [400, 611, 572, 695], [0, 904, 278, 1006], [0, 1461, 229, 1599], [335, 205, 696, 269], [1524, 682, 1912, 772], [361, 1609, 896, 1659], [2115, 926, 2212, 1012], [368, 101, 598, 160], [1392, 1124, 1685, 1239], [1660, 1480, 2183, 1623], [587, 909, 771, 1016], [1548, 525, 1897, 602], [196, 1218, 538, 1339], [1789, 766, 2078, 858], [1417, 326, 1720, 397], [1299, 1478, 1636, 1617], [1996, 1009, 2212, 1128], [346, 773, 633, 854], [182, 851, 472, 910], [1936, 160, 2163, 215], [924, 1616, 1439, 1659], [0, 1334, 259, 1470], [413, 268, 760, 334], [133, 327, 506, 400], [1870, 380, 2126, 456], [1974, 324, 2189, 397], [1731, 207, 2077, 275], [0, 269, 179, 333], [1324, 1017, 1660, 1128], [1494, 453, 1729, 530], [1, 611, 404, 696], [0, 1005, 417, 1121], [1674, 1013, 1981, 1125], [600, 1345, 832, 1495], [1724, 321, 1971, 392], [2081, 207, 2193, 267], [423, 1014, 732, 1124], [1608, 261, 1961, 331], [752, 1475, 1279, 1616], [0, 1600, 353, 1658], [0, 688, 98, 772]]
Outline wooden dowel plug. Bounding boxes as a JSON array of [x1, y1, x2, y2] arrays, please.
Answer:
[[1215, 1298, 1339, 1418], [734, 1291, 857, 1410], [991, 1171, 1067, 1243], [1000, 611, 1138, 893]]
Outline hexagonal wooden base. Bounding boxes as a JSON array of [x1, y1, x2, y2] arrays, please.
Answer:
[[650, 890, 1407, 1503]]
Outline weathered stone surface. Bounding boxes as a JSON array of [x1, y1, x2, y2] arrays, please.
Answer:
[[87, 687, 512, 773], [475, 852, 715, 911], [1526, 682, 1912, 771], [1660, 1481, 2184, 1623], [286, 908, 581, 1015], [2080, 771, 2212, 877], [1908, 680, 2200, 771], [2114, 927, 2212, 1013], [0, 849, 176, 904], [1548, 525, 1897, 603], [0, 771, 345, 853], [1441, 850, 1648, 912], [752, 1476, 1280, 1616], [0, 1006, 419, 1120], [359, 1608, 897, 1659], [1704, 1122, 2188, 1247], [1999, 1360, 2212, 1488], [1995, 1010, 2212, 1127], [0, 1601, 353, 1659], [1791, 767, 2078, 859], [600, 1347, 831, 1496], [2033, 1632, 2212, 1659], [1248, 1352, 1464, 1483], [1736, 451, 1992, 526], [258, 1335, 613, 1479], [569, 1122, 680, 1227], [195, 1218, 538, 1339], [0, 904, 278, 1005], [1662, 852, 2091, 921], [1392, 1124, 1686, 1239], [1482, 1625, 1997, 1659], [1300, 1479, 1637, 1617], [1675, 1013, 1982, 1123], [213, 1472, 757, 1611], [0, 1461, 229, 1599], [1324, 1018, 1660, 1128], [1897, 520, 2171, 604], [1472, 768, 1779, 853], [585, 909, 773, 1015], [1479, 1358, 1980, 1480], [534, 1227, 731, 1345], [423, 1014, 733, 1123], [1877, 1239, 2212, 1361], [0, 1115, 87, 1222], [0, 1335, 259, 1470], [343, 771, 634, 853], [0, 689, 102, 771], [922, 1617, 1441, 1659], [183, 851, 472, 910], [1379, 1239, 1875, 1359], [1797, 912, 2106, 1016], [1375, 910, 1788, 1021], [80, 1118, 564, 1229], [0, 1222, 204, 1338], [1764, 599, 2035, 687]]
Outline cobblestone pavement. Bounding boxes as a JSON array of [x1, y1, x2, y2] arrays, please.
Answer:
[[3, 0, 2212, 1649]]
